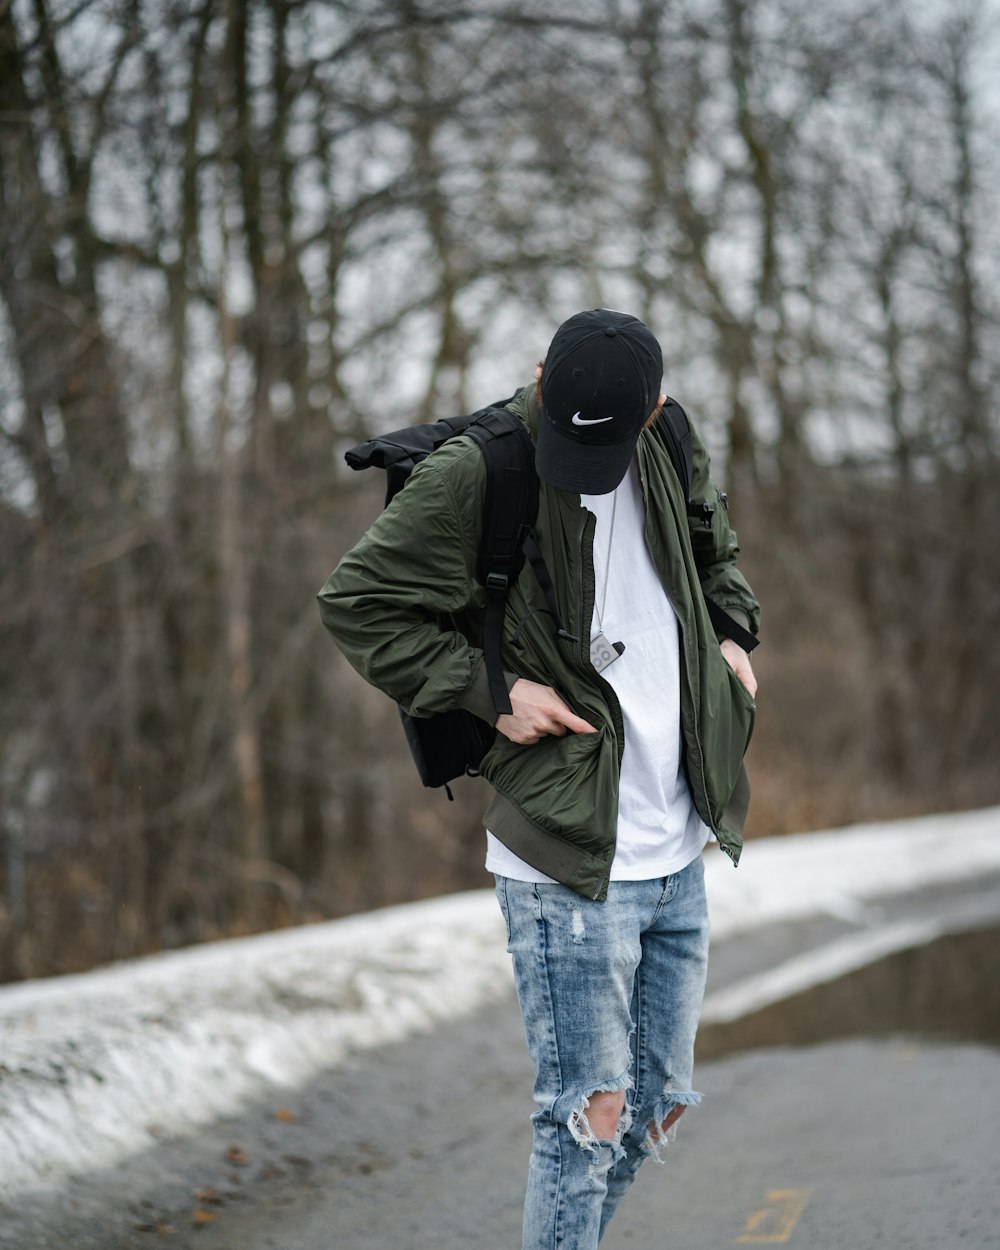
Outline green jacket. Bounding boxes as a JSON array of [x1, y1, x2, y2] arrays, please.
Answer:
[[317, 386, 760, 900]]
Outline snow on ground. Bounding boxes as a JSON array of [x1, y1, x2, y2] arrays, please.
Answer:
[[1, 806, 998, 1199]]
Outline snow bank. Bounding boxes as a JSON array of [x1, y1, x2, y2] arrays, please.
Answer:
[[1, 806, 998, 1197], [0, 892, 511, 1199], [706, 804, 1000, 938]]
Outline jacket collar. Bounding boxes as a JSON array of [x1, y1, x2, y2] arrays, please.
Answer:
[[525, 384, 543, 442], [506, 383, 542, 444]]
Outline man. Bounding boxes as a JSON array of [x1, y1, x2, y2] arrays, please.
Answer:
[[318, 308, 759, 1249]]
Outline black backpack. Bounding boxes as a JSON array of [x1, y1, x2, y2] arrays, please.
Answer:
[[345, 397, 753, 795]]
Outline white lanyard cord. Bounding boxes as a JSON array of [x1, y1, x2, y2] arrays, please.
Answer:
[[593, 487, 618, 634]]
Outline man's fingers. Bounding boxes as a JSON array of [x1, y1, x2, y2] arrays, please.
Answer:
[[503, 680, 599, 740], [557, 709, 599, 735], [531, 710, 597, 738], [720, 640, 757, 698], [538, 695, 597, 736]]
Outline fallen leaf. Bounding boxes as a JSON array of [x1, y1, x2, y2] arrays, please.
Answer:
[[224, 1144, 250, 1166], [275, 1107, 296, 1123], [191, 1208, 217, 1225], [193, 1186, 223, 1205]]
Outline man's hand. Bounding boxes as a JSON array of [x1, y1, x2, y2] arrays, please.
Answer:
[[496, 678, 599, 745], [720, 638, 757, 698]]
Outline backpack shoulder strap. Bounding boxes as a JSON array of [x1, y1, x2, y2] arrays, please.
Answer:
[[654, 400, 759, 652], [654, 398, 693, 497], [654, 397, 715, 527], [462, 407, 538, 718], [461, 408, 538, 587]]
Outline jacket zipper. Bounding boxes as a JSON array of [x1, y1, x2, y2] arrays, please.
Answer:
[[575, 507, 590, 663], [576, 506, 624, 899]]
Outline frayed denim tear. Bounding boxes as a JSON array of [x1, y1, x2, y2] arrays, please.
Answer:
[[566, 1068, 635, 1164], [641, 1089, 704, 1163]]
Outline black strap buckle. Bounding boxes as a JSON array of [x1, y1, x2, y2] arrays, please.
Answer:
[[693, 502, 715, 528]]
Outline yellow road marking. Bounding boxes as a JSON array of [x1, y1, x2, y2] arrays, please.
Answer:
[[736, 1189, 811, 1243]]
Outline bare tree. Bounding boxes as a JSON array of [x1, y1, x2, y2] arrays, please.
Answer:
[[1, 0, 998, 980]]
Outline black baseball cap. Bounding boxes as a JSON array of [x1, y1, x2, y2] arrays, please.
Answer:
[[537, 308, 663, 494]]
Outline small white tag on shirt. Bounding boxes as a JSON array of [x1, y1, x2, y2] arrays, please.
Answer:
[[590, 633, 625, 673]]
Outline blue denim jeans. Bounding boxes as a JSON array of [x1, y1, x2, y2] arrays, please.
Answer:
[[495, 856, 710, 1250]]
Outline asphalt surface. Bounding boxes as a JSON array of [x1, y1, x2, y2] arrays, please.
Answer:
[[3, 875, 999, 1250]]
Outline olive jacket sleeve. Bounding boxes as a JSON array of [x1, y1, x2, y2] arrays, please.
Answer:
[[683, 420, 761, 640], [316, 437, 500, 725]]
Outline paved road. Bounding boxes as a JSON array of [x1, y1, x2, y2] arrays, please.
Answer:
[[3, 876, 998, 1250], [166, 1035, 1000, 1250]]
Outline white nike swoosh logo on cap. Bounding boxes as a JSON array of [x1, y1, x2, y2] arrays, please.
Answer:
[[571, 411, 614, 426]]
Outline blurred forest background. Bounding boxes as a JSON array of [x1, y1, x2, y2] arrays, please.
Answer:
[[1, 0, 998, 981]]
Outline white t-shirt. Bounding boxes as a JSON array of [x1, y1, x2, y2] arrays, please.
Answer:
[[485, 458, 711, 883]]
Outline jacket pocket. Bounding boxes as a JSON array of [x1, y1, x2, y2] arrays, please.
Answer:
[[702, 653, 756, 827], [479, 725, 615, 857]]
